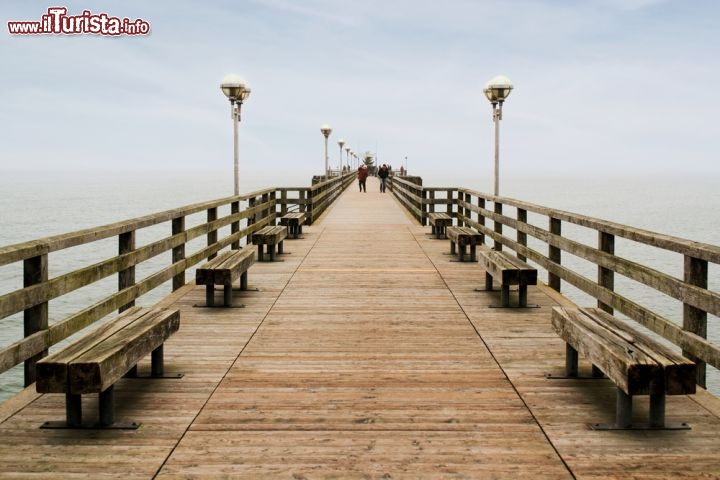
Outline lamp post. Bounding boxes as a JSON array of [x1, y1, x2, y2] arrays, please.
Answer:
[[337, 138, 345, 174], [320, 124, 332, 177], [345, 146, 351, 169], [483, 75, 513, 196], [221, 74, 251, 196]]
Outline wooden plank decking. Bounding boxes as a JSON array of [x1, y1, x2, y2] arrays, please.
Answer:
[[1, 177, 720, 478]]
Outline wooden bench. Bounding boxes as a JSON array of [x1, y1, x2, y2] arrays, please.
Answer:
[[551, 307, 696, 430], [280, 212, 306, 239], [252, 225, 288, 261], [427, 212, 453, 239], [36, 306, 181, 429], [195, 249, 255, 307], [479, 250, 537, 307], [446, 226, 482, 262]]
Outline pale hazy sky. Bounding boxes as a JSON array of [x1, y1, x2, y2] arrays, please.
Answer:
[[2, 0, 719, 189]]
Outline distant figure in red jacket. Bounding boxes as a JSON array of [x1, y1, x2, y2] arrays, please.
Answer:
[[357, 165, 368, 192]]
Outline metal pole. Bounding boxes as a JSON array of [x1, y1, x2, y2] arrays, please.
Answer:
[[232, 100, 239, 196], [493, 103, 500, 197], [324, 137, 329, 177]]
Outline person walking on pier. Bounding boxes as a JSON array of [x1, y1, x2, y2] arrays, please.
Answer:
[[357, 164, 368, 192], [378, 164, 389, 193]]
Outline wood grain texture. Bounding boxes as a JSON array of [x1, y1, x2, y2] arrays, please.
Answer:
[[0, 179, 718, 478]]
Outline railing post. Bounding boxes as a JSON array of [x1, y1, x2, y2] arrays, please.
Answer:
[[684, 255, 708, 388], [548, 217, 561, 292], [280, 190, 288, 217], [118, 231, 136, 313], [261, 193, 270, 225], [463, 192, 471, 227], [247, 197, 256, 244], [493, 202, 503, 251], [478, 196, 486, 245], [24, 253, 48, 386], [207, 207, 218, 260], [598, 232, 615, 314], [307, 189, 315, 225], [428, 190, 435, 216], [448, 189, 455, 219], [421, 188, 427, 226], [172, 216, 185, 291], [517, 208, 527, 262], [299, 190, 306, 215], [231, 200, 240, 250], [270, 191, 277, 225]]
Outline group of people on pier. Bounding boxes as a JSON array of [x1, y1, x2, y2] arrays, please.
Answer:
[[357, 163, 390, 193]]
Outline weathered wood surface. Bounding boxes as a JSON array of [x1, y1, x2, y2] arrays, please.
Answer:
[[36, 307, 180, 395], [279, 212, 306, 239], [195, 249, 255, 286], [252, 225, 288, 261], [480, 249, 538, 287], [446, 226, 482, 262], [552, 307, 696, 396], [1, 177, 719, 478], [427, 212, 453, 239]]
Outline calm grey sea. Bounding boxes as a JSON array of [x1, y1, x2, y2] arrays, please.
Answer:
[[1, 169, 718, 402]]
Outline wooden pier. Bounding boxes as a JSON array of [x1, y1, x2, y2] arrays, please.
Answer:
[[1, 177, 720, 478]]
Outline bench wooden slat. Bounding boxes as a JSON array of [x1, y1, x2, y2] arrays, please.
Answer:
[[215, 249, 255, 285], [69, 308, 180, 394], [196, 249, 255, 286], [427, 213, 453, 239], [196, 251, 235, 285], [480, 250, 537, 286], [552, 307, 695, 396], [252, 225, 288, 262], [580, 308, 696, 395], [280, 212, 305, 221], [446, 226, 481, 246], [280, 213, 306, 239], [36, 306, 146, 394], [252, 225, 287, 245]]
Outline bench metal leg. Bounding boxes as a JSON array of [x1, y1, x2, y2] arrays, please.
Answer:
[[458, 245, 466, 261], [66, 393, 82, 427], [99, 385, 115, 427], [151, 344, 165, 377], [223, 284, 232, 306], [269, 244, 276, 261], [240, 271, 248, 290], [500, 284, 510, 307], [518, 284, 528, 307], [649, 393, 666, 428], [615, 388, 633, 429], [485, 272, 493, 291], [450, 241, 456, 256], [257, 245, 264, 262], [565, 344, 579, 377], [469, 245, 477, 262], [278, 240, 284, 255], [205, 284, 215, 307]]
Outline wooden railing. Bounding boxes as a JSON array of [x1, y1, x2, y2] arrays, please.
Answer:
[[0, 174, 353, 388], [390, 180, 720, 389]]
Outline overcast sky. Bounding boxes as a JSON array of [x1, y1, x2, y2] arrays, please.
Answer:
[[2, 0, 719, 189]]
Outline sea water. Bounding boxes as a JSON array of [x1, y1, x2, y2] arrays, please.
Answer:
[[0, 169, 718, 401]]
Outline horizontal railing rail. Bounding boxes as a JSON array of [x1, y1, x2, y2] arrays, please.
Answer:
[[0, 175, 352, 388]]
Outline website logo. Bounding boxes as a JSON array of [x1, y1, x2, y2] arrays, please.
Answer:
[[8, 7, 150, 36]]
